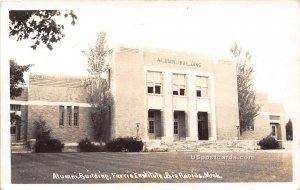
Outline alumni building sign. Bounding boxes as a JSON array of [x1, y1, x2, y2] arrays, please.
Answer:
[[157, 58, 202, 67]]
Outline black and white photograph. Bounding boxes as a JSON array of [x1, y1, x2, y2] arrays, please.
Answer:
[[1, 1, 299, 190]]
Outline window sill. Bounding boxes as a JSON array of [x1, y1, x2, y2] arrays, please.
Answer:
[[196, 97, 210, 100], [173, 95, 188, 98], [148, 93, 163, 96]]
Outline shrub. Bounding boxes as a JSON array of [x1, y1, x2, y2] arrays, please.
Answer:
[[78, 138, 106, 152], [106, 137, 144, 152], [258, 135, 280, 149], [34, 117, 64, 153], [47, 139, 64, 152], [35, 138, 64, 153]]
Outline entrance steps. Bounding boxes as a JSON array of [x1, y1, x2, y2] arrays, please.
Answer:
[[11, 141, 31, 153], [158, 140, 261, 152]]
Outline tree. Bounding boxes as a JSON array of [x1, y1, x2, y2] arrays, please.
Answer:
[[10, 59, 31, 99], [285, 119, 293, 141], [9, 10, 77, 50], [230, 41, 260, 133], [83, 32, 114, 145]]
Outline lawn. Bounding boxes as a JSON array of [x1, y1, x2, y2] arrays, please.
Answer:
[[11, 151, 292, 183]]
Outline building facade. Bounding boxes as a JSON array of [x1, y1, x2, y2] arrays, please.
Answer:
[[10, 45, 286, 146], [110, 45, 239, 142], [240, 92, 286, 141]]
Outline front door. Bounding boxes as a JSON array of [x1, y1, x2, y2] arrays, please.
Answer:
[[10, 112, 21, 142], [271, 124, 278, 139], [198, 112, 208, 140]]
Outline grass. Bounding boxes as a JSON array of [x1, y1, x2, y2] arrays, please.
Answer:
[[11, 151, 292, 183]]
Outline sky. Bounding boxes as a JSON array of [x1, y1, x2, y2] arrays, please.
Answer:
[[5, 1, 300, 120]]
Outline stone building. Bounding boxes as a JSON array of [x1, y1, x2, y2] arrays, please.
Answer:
[[10, 75, 95, 144], [240, 92, 286, 141], [110, 45, 239, 142], [10, 45, 286, 147]]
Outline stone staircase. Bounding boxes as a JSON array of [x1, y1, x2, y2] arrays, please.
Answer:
[[11, 141, 31, 153]]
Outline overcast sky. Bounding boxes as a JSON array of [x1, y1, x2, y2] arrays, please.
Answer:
[[5, 1, 300, 120]]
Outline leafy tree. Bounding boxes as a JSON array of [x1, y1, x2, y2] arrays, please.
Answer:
[[9, 10, 77, 50], [230, 41, 260, 134], [83, 32, 114, 145], [10, 59, 31, 99], [285, 119, 293, 141]]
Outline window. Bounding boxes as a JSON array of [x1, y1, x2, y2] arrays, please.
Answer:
[[147, 71, 162, 94], [172, 85, 178, 95], [174, 121, 179, 134], [155, 85, 161, 94], [74, 106, 79, 126], [148, 111, 155, 133], [196, 76, 208, 97], [10, 104, 21, 111], [180, 88, 185, 96], [67, 106, 72, 126], [149, 120, 154, 133], [172, 74, 185, 96], [148, 86, 154, 93], [174, 112, 179, 134], [271, 125, 276, 136], [59, 106, 64, 126]]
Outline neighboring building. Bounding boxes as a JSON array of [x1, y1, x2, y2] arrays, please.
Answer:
[[10, 75, 95, 143], [240, 92, 286, 142], [10, 45, 286, 146]]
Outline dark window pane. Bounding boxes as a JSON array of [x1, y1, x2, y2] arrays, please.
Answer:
[[174, 122, 178, 134], [148, 111, 154, 118], [173, 91, 178, 95], [59, 106, 64, 126], [11, 104, 21, 111], [74, 106, 79, 126], [149, 121, 154, 133], [272, 126, 276, 136], [196, 90, 201, 97], [180, 89, 185, 96], [67, 106, 72, 126], [148, 86, 154, 93], [155, 85, 161, 94]]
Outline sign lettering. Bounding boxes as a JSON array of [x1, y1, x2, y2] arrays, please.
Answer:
[[157, 58, 201, 67]]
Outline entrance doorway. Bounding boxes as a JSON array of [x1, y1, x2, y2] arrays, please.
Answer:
[[148, 110, 162, 140], [173, 111, 186, 140], [271, 123, 278, 139], [198, 112, 208, 140], [10, 112, 21, 142]]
